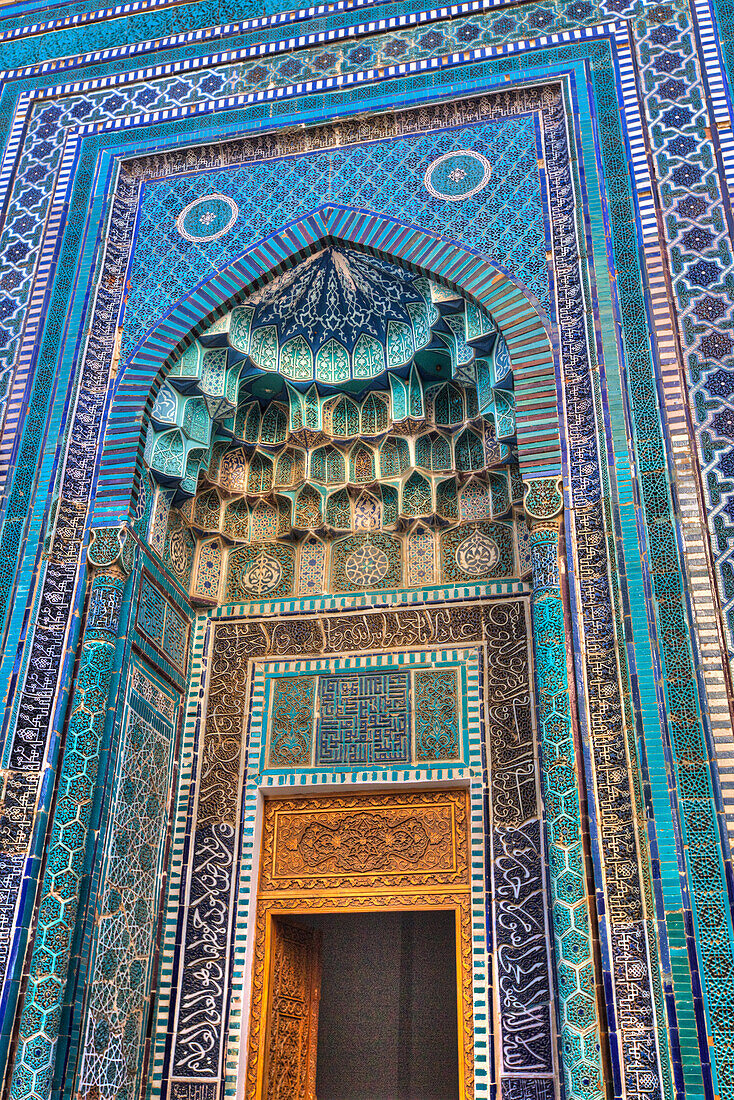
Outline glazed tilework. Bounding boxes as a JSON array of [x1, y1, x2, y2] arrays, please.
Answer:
[[9, 565, 130, 1100], [124, 115, 544, 360], [77, 658, 179, 1100], [0, 3, 731, 1100], [170, 598, 554, 1100], [317, 672, 411, 764], [0, 62, 677, 1100], [0, 62, 673, 1100], [264, 666, 460, 767], [137, 573, 190, 672], [157, 368, 524, 603]]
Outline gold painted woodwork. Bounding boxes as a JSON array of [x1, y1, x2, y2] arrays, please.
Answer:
[[260, 787, 468, 894], [246, 789, 473, 1100], [261, 920, 321, 1100]]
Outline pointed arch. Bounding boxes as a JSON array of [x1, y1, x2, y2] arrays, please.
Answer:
[[298, 535, 327, 596], [360, 392, 389, 436], [247, 453, 273, 494], [459, 477, 492, 522], [402, 472, 433, 518], [219, 447, 248, 493], [349, 443, 375, 485], [328, 396, 359, 439], [379, 437, 410, 478], [97, 206, 557, 524], [192, 538, 224, 602], [193, 488, 222, 532], [251, 500, 279, 541], [311, 445, 345, 485], [455, 428, 485, 472], [222, 497, 250, 540], [274, 450, 295, 488], [295, 484, 323, 529], [260, 402, 288, 445], [325, 489, 351, 530], [407, 524, 436, 587]]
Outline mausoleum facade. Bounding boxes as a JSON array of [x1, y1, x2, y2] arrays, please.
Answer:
[[1, 0, 734, 1098]]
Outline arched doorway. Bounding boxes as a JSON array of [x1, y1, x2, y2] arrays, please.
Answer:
[[53, 234, 588, 1100]]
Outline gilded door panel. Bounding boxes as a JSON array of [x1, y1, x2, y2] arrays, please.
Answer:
[[261, 918, 322, 1100], [261, 788, 468, 893], [247, 790, 473, 1100]]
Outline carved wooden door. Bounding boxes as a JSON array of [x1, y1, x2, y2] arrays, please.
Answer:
[[261, 919, 322, 1100]]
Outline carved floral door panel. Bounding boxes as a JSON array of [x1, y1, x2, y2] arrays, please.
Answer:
[[246, 790, 474, 1100], [261, 918, 322, 1100]]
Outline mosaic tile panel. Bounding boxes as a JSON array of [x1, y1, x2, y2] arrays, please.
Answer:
[[268, 677, 316, 767], [0, 68, 677, 1100], [164, 515, 195, 590], [297, 538, 327, 596], [316, 672, 410, 765], [136, 573, 190, 673], [76, 660, 178, 1100], [441, 522, 515, 582], [266, 668, 461, 767], [225, 543, 295, 601], [193, 540, 223, 603], [330, 532, 402, 592], [124, 116, 544, 361], [407, 526, 436, 586], [174, 599, 553, 1100], [414, 668, 460, 761], [9, 565, 129, 1100]]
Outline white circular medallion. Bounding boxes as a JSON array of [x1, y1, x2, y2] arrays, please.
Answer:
[[424, 150, 492, 201], [345, 543, 390, 587], [176, 193, 239, 243]]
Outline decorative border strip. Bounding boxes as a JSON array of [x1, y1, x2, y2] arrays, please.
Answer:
[[0, 0, 557, 81], [212, 579, 532, 619]]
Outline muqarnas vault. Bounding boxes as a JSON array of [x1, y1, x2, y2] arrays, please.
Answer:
[[3, 0, 734, 1097]]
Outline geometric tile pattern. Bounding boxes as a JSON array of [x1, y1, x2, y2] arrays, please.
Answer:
[[529, 521, 602, 1100], [267, 667, 460, 767], [136, 573, 190, 672], [316, 671, 410, 764], [0, 53, 691, 1100], [414, 668, 460, 760], [77, 660, 178, 1100], [124, 116, 544, 360], [0, 49, 691, 1100], [8, 568, 128, 1100], [268, 676, 316, 766]]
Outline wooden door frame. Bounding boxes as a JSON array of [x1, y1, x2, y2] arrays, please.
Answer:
[[248, 895, 473, 1100], [244, 789, 474, 1100]]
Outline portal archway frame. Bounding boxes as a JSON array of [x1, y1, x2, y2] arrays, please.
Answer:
[[245, 787, 473, 1100], [94, 205, 560, 526]]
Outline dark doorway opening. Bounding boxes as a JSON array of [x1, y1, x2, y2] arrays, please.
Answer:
[[296, 909, 460, 1100]]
